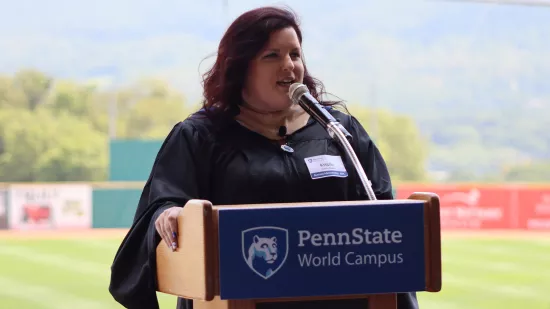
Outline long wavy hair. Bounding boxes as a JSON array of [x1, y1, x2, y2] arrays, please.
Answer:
[[200, 6, 338, 119]]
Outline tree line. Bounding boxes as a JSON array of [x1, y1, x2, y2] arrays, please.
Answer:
[[0, 69, 429, 183]]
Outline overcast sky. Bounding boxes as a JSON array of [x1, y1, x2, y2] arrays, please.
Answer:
[[1, 0, 549, 111]]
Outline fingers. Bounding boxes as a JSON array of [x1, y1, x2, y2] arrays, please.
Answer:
[[166, 208, 180, 251], [155, 212, 172, 250], [163, 218, 175, 251], [154, 207, 181, 252]]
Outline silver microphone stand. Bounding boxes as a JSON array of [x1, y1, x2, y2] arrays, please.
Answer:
[[326, 122, 378, 201]]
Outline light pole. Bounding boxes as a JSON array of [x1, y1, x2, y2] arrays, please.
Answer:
[[222, 0, 228, 24]]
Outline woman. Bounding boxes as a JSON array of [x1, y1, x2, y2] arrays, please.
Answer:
[[109, 6, 420, 309]]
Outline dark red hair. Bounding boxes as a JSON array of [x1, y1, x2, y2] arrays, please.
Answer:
[[200, 6, 331, 117]]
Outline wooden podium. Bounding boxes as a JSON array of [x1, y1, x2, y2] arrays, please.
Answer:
[[156, 193, 441, 309]]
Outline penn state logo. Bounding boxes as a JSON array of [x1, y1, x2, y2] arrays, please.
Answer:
[[242, 226, 289, 279]]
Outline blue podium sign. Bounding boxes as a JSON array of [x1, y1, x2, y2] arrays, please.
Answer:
[[217, 201, 427, 300]]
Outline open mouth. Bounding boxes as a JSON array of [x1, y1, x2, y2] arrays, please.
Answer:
[[276, 79, 295, 87]]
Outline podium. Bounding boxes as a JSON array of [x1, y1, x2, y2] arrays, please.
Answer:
[[156, 193, 441, 309]]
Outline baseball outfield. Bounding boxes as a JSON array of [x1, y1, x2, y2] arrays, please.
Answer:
[[0, 229, 548, 309]]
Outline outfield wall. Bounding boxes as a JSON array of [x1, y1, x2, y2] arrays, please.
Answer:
[[396, 183, 550, 230], [0, 182, 548, 231]]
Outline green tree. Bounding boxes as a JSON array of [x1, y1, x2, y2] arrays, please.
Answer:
[[500, 160, 550, 182], [45, 80, 109, 135], [117, 78, 195, 139], [0, 75, 26, 109], [0, 107, 107, 182], [346, 105, 429, 182], [0, 73, 202, 182], [10, 69, 53, 110]]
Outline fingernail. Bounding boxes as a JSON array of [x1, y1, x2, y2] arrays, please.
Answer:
[[172, 231, 177, 239], [172, 242, 177, 251]]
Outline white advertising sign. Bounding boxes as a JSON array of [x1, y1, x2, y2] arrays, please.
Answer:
[[8, 184, 92, 230]]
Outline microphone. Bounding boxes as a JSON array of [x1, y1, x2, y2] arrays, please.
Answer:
[[278, 126, 287, 137], [288, 83, 377, 201], [288, 83, 352, 141]]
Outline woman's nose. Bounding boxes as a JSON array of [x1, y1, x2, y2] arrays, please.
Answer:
[[281, 54, 294, 71]]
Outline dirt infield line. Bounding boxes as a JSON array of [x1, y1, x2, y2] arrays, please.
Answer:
[[0, 228, 549, 240]]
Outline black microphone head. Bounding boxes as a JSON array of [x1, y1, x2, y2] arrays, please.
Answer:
[[289, 83, 309, 104]]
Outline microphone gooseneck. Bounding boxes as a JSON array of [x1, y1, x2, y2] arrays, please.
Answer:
[[289, 83, 352, 141], [288, 83, 377, 201]]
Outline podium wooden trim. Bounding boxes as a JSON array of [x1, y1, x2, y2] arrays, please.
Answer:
[[156, 193, 441, 309]]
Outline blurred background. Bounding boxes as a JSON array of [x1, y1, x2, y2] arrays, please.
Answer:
[[0, 0, 548, 308]]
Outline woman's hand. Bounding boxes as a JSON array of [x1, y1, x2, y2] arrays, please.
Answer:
[[155, 206, 183, 251]]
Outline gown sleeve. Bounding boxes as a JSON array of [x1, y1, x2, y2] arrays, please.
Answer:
[[348, 115, 421, 309], [108, 121, 203, 309]]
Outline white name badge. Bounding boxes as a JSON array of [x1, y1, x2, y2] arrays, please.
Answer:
[[304, 155, 348, 180]]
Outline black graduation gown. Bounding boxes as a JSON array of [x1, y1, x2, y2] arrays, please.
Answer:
[[108, 107, 420, 309]]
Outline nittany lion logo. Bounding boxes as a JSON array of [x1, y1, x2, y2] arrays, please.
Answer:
[[242, 226, 289, 279]]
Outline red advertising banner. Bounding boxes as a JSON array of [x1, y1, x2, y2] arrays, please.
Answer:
[[516, 187, 550, 230], [397, 184, 550, 230]]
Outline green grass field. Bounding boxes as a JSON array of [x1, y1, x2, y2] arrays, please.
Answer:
[[0, 230, 548, 309]]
